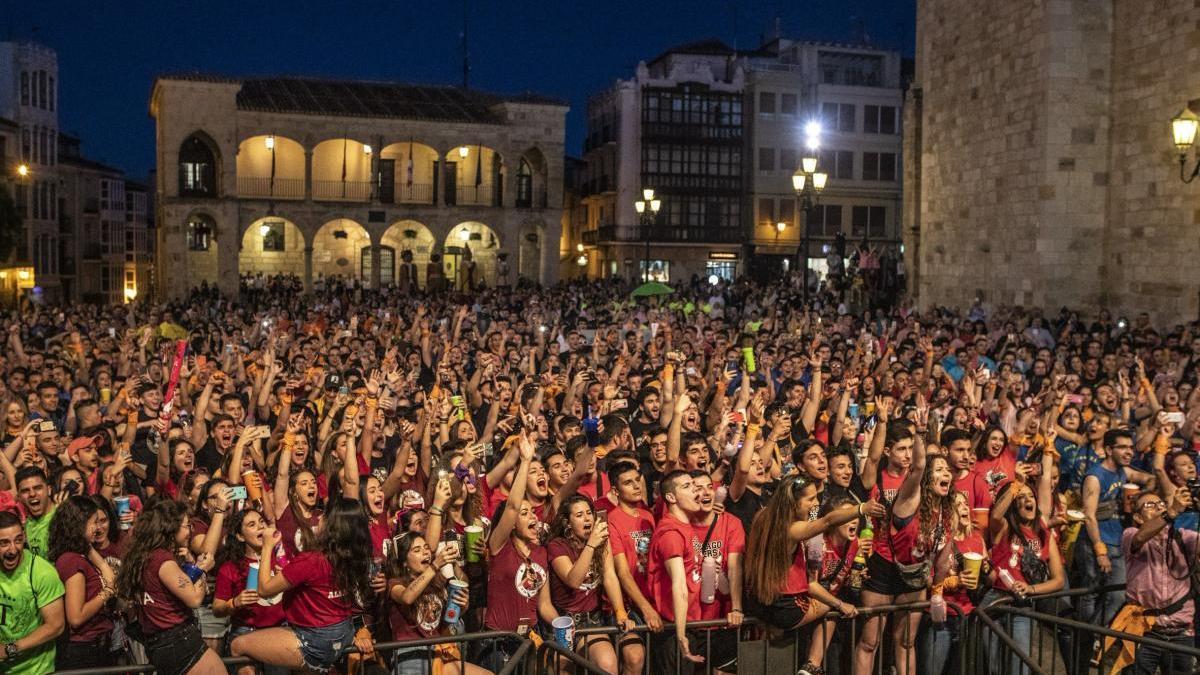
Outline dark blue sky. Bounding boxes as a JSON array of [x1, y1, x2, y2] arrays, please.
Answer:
[[6, 0, 914, 178]]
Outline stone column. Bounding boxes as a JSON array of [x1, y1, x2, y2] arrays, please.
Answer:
[[216, 221, 240, 299], [304, 150, 313, 201], [540, 219, 562, 286], [304, 246, 314, 292], [370, 245, 382, 289]]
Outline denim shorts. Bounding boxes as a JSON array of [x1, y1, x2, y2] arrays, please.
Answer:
[[226, 626, 291, 675], [195, 604, 230, 639], [294, 619, 356, 673]]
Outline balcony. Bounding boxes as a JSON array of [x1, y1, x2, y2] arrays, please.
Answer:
[[313, 180, 371, 202], [595, 224, 743, 245], [237, 176, 305, 200], [382, 183, 434, 205], [581, 229, 599, 245], [447, 183, 500, 207], [516, 188, 550, 209]]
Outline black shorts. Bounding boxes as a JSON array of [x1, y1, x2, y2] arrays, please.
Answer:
[[862, 553, 925, 597], [745, 591, 813, 631], [144, 621, 208, 675]]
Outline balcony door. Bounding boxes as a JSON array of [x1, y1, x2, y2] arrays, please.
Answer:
[[443, 162, 457, 206], [378, 159, 395, 204]]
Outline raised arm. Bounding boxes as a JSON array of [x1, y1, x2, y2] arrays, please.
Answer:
[[487, 432, 535, 555]]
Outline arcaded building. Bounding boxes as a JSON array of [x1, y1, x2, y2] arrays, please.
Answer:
[[149, 75, 567, 299]]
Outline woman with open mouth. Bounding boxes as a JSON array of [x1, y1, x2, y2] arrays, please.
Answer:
[[211, 508, 286, 675]]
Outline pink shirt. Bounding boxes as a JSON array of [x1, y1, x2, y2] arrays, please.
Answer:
[[1122, 527, 1198, 633]]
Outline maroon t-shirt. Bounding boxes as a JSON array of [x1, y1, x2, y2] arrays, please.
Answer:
[[484, 540, 550, 631], [281, 551, 355, 628], [277, 506, 322, 559], [649, 514, 702, 622], [547, 538, 601, 613], [387, 578, 447, 640], [607, 505, 655, 600], [214, 557, 287, 629], [138, 549, 193, 633], [691, 512, 745, 620], [54, 552, 114, 642]]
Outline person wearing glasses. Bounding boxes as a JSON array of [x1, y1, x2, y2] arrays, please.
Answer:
[[1077, 429, 1152, 627], [1117, 487, 1198, 675]]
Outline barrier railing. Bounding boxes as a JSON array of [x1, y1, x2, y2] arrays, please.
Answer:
[[51, 629, 530, 675]]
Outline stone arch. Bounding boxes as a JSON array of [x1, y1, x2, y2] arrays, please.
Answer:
[[312, 219, 372, 283], [445, 221, 501, 290], [237, 134, 305, 199], [178, 131, 221, 197], [517, 146, 548, 207], [312, 138, 373, 201], [443, 145, 504, 206], [381, 220, 436, 289], [379, 142, 439, 204], [240, 216, 305, 277]]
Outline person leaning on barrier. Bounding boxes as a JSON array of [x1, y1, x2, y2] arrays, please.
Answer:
[[0, 509, 65, 675], [1106, 487, 1199, 675]]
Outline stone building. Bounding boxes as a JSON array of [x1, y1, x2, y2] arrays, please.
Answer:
[[149, 75, 567, 299], [906, 0, 1200, 320]]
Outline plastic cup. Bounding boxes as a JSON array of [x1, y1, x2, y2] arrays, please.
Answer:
[[99, 388, 112, 405], [464, 526, 484, 563], [961, 552, 984, 589], [551, 615, 575, 647], [242, 471, 263, 502], [246, 562, 259, 591], [972, 508, 990, 531], [1122, 483, 1141, 512]]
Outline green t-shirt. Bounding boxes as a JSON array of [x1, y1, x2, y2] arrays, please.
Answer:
[[23, 508, 54, 560], [0, 552, 65, 675]]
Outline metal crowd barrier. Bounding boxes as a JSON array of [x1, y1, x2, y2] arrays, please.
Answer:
[[51, 630, 531, 675]]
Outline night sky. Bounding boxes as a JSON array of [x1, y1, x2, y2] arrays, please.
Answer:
[[5, 0, 914, 179]]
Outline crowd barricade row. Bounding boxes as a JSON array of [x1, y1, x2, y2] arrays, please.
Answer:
[[50, 585, 1200, 675]]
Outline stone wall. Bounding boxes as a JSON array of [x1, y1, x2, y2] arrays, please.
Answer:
[[907, 0, 1200, 322]]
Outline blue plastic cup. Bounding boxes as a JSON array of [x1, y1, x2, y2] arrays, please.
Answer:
[[552, 615, 575, 648], [246, 562, 259, 591]]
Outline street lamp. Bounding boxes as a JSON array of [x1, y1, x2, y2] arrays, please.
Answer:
[[634, 188, 662, 282], [1171, 107, 1200, 183], [16, 164, 29, 178], [793, 123, 828, 303]]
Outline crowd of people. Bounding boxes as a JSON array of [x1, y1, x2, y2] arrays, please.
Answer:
[[0, 271, 1196, 675]]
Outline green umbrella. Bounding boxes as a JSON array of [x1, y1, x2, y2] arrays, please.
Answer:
[[631, 281, 675, 298]]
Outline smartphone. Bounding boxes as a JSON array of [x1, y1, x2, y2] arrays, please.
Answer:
[[611, 398, 628, 410], [226, 486, 248, 501], [1163, 411, 1186, 425], [36, 420, 56, 433], [63, 479, 80, 495], [1066, 394, 1084, 405]]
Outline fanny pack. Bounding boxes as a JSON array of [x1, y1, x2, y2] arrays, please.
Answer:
[[1094, 500, 1118, 522]]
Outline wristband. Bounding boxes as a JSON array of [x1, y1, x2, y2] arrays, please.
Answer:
[[943, 575, 960, 591], [857, 503, 865, 517], [746, 423, 762, 435], [429, 506, 445, 516], [1093, 542, 1108, 556]]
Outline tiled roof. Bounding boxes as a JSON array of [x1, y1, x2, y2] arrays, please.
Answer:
[[155, 74, 566, 123]]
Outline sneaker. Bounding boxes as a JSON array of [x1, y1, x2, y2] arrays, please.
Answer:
[[796, 663, 824, 675]]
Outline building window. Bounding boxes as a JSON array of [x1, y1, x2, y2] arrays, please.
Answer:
[[864, 105, 897, 134], [819, 149, 855, 180], [758, 147, 775, 172], [20, 72, 29, 106], [758, 197, 775, 225], [48, 76, 54, 112], [810, 204, 843, 236], [759, 92, 776, 115], [821, 102, 856, 133], [851, 205, 887, 238], [640, 260, 669, 282], [780, 148, 798, 174], [706, 260, 736, 281], [862, 152, 897, 181], [778, 198, 795, 226], [186, 217, 213, 251], [516, 159, 533, 207], [178, 135, 218, 197], [37, 71, 47, 110], [780, 93, 798, 116], [21, 128, 30, 160], [818, 51, 884, 87], [261, 220, 286, 251]]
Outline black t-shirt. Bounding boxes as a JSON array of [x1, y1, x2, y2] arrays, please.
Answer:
[[195, 438, 225, 476], [727, 484, 773, 535]]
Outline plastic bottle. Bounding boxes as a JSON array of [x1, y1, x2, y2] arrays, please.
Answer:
[[714, 486, 728, 505], [848, 550, 868, 593], [998, 568, 1020, 595], [700, 557, 717, 603], [439, 530, 459, 579], [930, 592, 947, 624]]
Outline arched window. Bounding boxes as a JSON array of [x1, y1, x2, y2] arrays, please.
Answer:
[[179, 135, 218, 197], [516, 159, 533, 207], [187, 216, 213, 251]]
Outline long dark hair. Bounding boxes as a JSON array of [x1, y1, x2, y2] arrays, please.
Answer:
[[116, 499, 189, 603], [48, 495, 101, 563], [746, 476, 814, 605], [216, 508, 262, 571], [547, 494, 602, 583], [289, 469, 321, 553], [316, 497, 374, 609], [999, 480, 1048, 545]]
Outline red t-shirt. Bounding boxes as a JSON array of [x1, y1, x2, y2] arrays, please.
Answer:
[[818, 535, 859, 596], [874, 509, 945, 566], [369, 516, 390, 559], [607, 505, 655, 599], [781, 542, 811, 595], [692, 512, 745, 620], [277, 506, 322, 559], [955, 472, 993, 511], [138, 549, 193, 633], [215, 557, 287, 629], [947, 531, 986, 613], [54, 552, 114, 642], [649, 513, 701, 622], [990, 522, 1054, 588], [281, 551, 355, 628], [484, 540, 550, 631], [387, 578, 447, 640], [547, 538, 602, 613], [974, 449, 1017, 498]]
